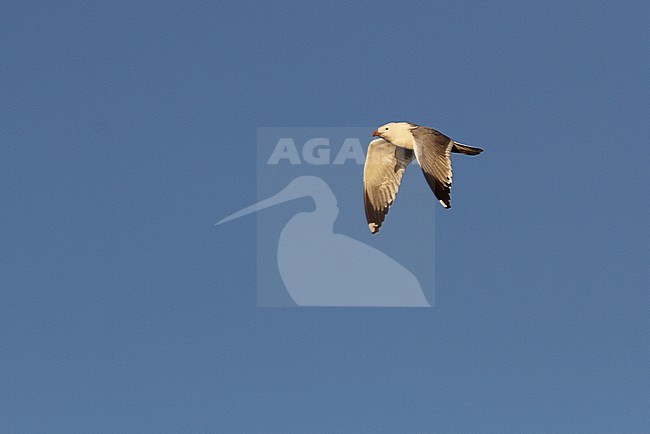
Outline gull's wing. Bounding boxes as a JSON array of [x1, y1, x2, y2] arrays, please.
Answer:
[[363, 138, 414, 234], [411, 126, 455, 209]]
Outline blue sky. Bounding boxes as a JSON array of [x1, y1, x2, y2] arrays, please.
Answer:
[[1, 1, 648, 431]]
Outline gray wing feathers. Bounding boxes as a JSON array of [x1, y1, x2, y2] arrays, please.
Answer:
[[411, 126, 455, 208], [363, 139, 414, 233]]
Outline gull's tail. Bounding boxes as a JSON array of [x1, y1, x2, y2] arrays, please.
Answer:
[[452, 141, 483, 155]]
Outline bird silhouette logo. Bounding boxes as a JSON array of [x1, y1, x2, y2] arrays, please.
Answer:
[[217, 176, 429, 307]]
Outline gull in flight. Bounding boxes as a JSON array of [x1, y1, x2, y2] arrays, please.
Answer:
[[364, 122, 483, 234]]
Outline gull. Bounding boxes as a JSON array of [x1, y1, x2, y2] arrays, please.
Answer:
[[364, 122, 483, 234]]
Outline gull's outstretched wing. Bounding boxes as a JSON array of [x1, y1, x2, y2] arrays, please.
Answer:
[[363, 138, 414, 234], [411, 126, 455, 209]]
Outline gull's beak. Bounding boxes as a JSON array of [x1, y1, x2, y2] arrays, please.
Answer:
[[371, 131, 381, 137]]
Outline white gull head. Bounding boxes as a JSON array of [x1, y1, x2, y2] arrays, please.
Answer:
[[371, 121, 416, 149]]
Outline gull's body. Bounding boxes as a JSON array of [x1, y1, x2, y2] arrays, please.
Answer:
[[364, 122, 483, 234]]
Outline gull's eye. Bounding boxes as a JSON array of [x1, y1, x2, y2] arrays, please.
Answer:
[[385, 127, 389, 130]]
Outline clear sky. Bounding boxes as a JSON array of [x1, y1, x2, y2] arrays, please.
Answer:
[[1, 1, 648, 431]]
